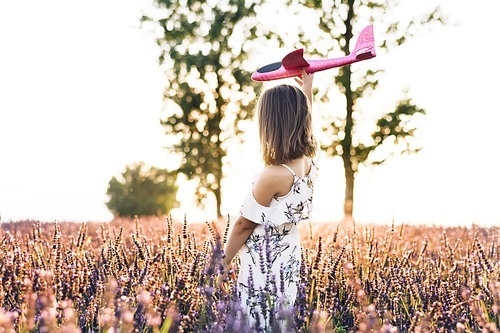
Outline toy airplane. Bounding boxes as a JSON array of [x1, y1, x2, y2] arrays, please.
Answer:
[[251, 25, 376, 81]]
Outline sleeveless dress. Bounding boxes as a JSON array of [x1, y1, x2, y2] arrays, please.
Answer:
[[237, 161, 317, 330]]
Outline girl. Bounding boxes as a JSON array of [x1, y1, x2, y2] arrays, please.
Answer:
[[222, 70, 317, 329]]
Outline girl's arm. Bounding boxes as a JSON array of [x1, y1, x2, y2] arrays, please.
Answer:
[[223, 216, 257, 267], [219, 216, 256, 290], [295, 69, 314, 104]]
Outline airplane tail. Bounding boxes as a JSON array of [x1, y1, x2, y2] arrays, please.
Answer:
[[282, 49, 310, 70], [352, 25, 376, 60]]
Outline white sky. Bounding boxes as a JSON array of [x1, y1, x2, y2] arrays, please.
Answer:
[[0, 0, 499, 227]]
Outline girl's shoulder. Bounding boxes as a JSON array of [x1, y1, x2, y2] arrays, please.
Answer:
[[252, 165, 294, 202], [255, 165, 293, 187]]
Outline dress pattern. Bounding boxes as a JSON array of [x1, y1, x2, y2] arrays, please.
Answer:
[[237, 161, 317, 330]]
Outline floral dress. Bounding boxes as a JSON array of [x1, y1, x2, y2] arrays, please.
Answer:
[[237, 161, 317, 330]]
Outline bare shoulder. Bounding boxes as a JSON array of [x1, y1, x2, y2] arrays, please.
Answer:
[[253, 166, 294, 206], [258, 165, 293, 186], [261, 165, 289, 179]]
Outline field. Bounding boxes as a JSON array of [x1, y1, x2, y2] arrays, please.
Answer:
[[0, 217, 498, 332]]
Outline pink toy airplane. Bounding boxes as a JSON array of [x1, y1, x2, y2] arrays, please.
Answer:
[[251, 25, 376, 81]]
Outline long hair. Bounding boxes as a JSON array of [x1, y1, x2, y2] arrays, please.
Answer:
[[257, 84, 316, 165]]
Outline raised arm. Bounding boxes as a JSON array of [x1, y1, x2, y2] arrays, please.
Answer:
[[295, 69, 314, 105]]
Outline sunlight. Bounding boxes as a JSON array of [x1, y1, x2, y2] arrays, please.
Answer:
[[0, 0, 499, 227]]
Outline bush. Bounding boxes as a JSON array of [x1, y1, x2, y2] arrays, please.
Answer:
[[106, 162, 178, 217]]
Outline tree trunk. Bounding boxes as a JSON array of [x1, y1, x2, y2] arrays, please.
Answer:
[[343, 159, 355, 217], [342, 72, 355, 217], [341, 0, 355, 217], [214, 185, 222, 218]]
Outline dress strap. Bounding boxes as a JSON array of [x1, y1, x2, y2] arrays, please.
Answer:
[[280, 164, 296, 177]]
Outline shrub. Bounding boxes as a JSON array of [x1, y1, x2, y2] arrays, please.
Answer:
[[106, 162, 178, 217]]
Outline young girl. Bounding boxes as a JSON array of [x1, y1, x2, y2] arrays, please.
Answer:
[[222, 71, 317, 329]]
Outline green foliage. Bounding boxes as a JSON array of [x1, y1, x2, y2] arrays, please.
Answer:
[[143, 0, 271, 217], [369, 98, 426, 164], [106, 162, 178, 217], [322, 97, 426, 169]]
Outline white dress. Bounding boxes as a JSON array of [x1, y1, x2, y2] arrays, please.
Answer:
[[237, 161, 317, 330]]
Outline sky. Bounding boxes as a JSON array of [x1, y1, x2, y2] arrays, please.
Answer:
[[0, 0, 499, 227]]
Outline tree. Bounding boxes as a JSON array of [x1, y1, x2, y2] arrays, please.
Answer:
[[143, 0, 275, 217], [106, 162, 178, 217], [288, 0, 446, 216]]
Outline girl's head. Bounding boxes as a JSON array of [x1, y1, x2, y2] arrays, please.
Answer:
[[257, 84, 316, 165]]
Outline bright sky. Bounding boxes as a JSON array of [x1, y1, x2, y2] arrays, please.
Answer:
[[0, 0, 499, 227]]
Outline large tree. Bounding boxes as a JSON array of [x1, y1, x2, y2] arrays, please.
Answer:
[[288, 0, 446, 216], [144, 0, 273, 217]]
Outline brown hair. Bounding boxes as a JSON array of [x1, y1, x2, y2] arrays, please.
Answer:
[[257, 84, 316, 165]]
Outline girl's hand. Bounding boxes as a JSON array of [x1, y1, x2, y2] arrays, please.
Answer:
[[295, 69, 314, 104], [216, 260, 233, 294]]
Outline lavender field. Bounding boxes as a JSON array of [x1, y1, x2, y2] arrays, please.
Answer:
[[0, 217, 498, 332]]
